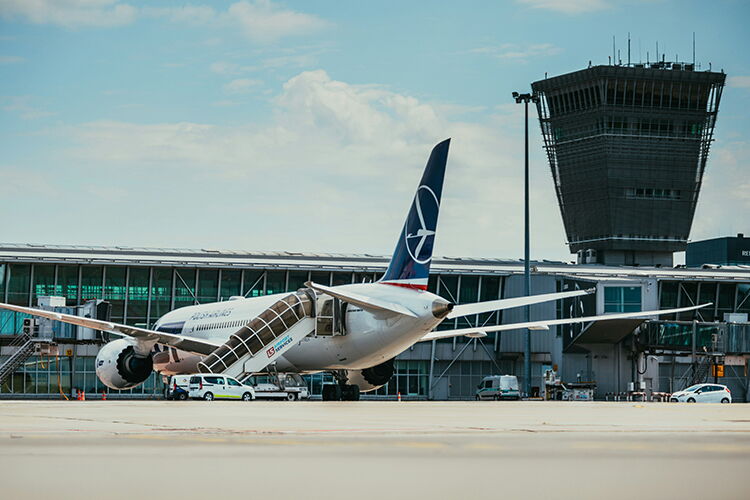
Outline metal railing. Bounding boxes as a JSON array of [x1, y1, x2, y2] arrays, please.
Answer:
[[198, 290, 314, 374]]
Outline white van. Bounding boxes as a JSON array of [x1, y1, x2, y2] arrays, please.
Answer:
[[476, 375, 521, 400], [166, 375, 191, 400], [188, 374, 256, 401], [242, 373, 310, 401]]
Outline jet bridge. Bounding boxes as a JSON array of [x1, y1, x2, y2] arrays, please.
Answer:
[[197, 289, 317, 379]]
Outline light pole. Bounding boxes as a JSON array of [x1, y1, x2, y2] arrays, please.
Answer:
[[512, 91, 539, 397]]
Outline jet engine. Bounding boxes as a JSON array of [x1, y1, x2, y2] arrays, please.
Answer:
[[95, 339, 154, 390], [346, 358, 395, 392]]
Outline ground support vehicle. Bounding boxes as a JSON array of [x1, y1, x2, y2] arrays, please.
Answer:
[[475, 375, 521, 400], [166, 375, 191, 400], [242, 373, 309, 401]]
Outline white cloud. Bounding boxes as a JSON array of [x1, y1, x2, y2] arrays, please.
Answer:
[[0, 55, 24, 64], [222, 78, 263, 94], [728, 76, 750, 89], [515, 0, 611, 13], [468, 43, 562, 61], [143, 5, 216, 25], [58, 70, 568, 259], [0, 1, 327, 42], [0, 0, 137, 28], [2, 95, 54, 119], [210, 61, 255, 75], [147, 1, 329, 43], [692, 140, 750, 240], [226, 0, 329, 43]]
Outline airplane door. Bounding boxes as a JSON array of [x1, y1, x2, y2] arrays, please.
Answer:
[[315, 296, 345, 336]]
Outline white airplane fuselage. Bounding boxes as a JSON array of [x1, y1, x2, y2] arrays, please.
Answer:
[[152, 283, 448, 377]]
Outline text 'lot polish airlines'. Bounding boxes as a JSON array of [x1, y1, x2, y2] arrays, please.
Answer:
[[0, 139, 710, 400]]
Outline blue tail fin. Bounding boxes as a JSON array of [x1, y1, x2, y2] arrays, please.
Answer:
[[380, 139, 450, 290]]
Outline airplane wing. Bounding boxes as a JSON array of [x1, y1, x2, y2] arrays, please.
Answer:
[[420, 303, 712, 342], [0, 302, 221, 356], [447, 288, 594, 319], [305, 281, 418, 318]]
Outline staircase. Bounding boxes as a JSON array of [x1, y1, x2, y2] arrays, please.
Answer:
[[0, 334, 35, 385], [689, 355, 713, 386], [198, 289, 316, 379]]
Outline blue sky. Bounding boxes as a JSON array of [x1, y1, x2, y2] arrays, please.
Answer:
[[1, 0, 749, 262]]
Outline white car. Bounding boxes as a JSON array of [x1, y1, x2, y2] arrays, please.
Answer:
[[670, 383, 732, 403], [188, 374, 256, 401]]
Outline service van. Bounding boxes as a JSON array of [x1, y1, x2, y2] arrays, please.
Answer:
[[188, 374, 256, 401], [166, 374, 191, 400], [475, 375, 521, 400]]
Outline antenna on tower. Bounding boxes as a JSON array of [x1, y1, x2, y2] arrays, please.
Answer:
[[627, 32, 631, 65], [692, 32, 696, 65], [639, 38, 642, 63], [612, 35, 616, 65]]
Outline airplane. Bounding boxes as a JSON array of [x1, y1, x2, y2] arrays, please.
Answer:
[[0, 139, 709, 400]]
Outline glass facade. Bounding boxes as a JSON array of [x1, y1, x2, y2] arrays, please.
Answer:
[[0, 355, 163, 398], [604, 286, 642, 313]]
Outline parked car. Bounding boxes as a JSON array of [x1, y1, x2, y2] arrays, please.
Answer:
[[166, 375, 191, 400], [475, 375, 521, 400], [242, 373, 310, 401], [670, 383, 732, 403], [188, 374, 256, 401]]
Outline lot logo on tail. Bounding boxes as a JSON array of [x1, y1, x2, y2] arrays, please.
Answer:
[[405, 185, 439, 264]]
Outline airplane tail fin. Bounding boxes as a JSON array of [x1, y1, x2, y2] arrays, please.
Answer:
[[379, 139, 450, 290]]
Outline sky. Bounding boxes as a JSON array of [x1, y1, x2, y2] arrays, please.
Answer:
[[1, 0, 749, 263]]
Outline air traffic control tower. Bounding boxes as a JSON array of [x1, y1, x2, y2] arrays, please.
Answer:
[[531, 61, 725, 266]]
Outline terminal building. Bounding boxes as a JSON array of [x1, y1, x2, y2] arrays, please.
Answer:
[[1, 244, 749, 401], [687, 234, 750, 267], [2, 59, 747, 402]]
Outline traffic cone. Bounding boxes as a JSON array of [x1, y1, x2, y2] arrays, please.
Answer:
[[397, 392, 402, 402], [101, 391, 107, 401], [76, 390, 81, 401], [81, 391, 86, 401]]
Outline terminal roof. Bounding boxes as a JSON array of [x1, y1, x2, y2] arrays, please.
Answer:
[[1, 243, 749, 281]]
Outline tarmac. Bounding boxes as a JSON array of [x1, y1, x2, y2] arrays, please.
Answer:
[[0, 400, 748, 500]]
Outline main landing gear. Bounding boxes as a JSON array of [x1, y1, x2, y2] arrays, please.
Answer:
[[322, 371, 361, 401]]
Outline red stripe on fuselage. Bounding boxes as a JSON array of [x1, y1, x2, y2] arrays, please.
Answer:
[[381, 282, 428, 291]]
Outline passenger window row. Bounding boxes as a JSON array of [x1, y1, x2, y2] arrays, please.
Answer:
[[195, 319, 249, 331]]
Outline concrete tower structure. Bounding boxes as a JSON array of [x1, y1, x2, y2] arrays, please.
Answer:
[[532, 62, 725, 266]]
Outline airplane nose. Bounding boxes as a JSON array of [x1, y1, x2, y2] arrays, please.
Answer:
[[431, 298, 454, 319]]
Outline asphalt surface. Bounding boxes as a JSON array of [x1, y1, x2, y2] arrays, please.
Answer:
[[1, 400, 748, 499]]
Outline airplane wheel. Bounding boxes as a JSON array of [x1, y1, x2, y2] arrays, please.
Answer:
[[322, 384, 340, 401], [203, 392, 214, 401], [341, 384, 360, 401]]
